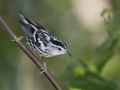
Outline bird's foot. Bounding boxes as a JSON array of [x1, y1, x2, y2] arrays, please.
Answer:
[[40, 62, 47, 74], [11, 36, 24, 42]]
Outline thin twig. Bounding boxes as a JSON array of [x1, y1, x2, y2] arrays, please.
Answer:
[[0, 16, 62, 90]]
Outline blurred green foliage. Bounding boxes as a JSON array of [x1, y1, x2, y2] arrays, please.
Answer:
[[93, 37, 118, 71], [1, 0, 120, 90], [62, 60, 118, 90]]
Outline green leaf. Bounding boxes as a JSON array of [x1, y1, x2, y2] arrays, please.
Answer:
[[101, 9, 113, 24], [107, 13, 120, 37], [62, 60, 119, 90], [93, 37, 118, 71]]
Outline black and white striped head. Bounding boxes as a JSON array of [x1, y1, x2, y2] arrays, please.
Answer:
[[50, 39, 72, 57]]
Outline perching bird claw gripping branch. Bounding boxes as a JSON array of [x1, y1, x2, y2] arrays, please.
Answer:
[[0, 16, 62, 90]]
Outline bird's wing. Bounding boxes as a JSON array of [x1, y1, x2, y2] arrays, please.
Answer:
[[18, 11, 46, 38], [18, 20, 33, 37]]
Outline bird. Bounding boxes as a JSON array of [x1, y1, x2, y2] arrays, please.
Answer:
[[13, 11, 71, 73]]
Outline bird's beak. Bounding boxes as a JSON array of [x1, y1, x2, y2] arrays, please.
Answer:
[[66, 50, 72, 57]]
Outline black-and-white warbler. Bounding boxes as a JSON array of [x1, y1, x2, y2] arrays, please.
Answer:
[[14, 11, 71, 73]]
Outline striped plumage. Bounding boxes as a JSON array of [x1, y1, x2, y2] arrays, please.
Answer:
[[18, 11, 71, 57]]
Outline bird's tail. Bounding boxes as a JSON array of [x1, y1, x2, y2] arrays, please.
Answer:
[[17, 11, 29, 24]]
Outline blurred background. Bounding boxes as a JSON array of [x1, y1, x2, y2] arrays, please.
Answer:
[[0, 0, 120, 90]]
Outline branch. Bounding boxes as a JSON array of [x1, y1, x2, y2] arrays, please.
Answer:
[[0, 16, 62, 90]]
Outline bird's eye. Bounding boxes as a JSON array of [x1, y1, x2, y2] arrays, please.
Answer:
[[58, 47, 61, 51]]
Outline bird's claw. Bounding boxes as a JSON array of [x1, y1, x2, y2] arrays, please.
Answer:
[[11, 36, 24, 42], [40, 62, 47, 74]]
